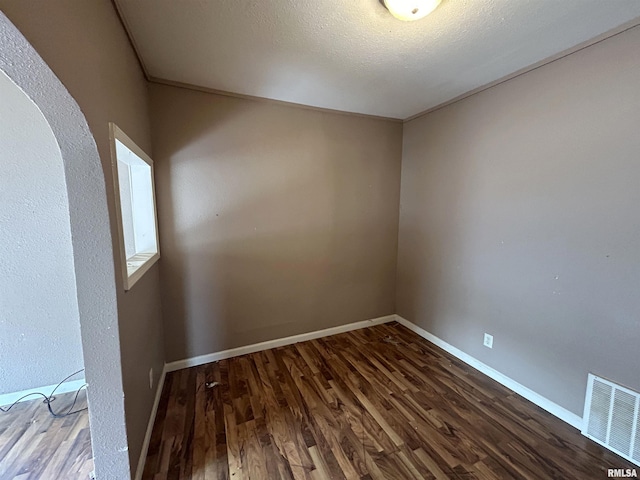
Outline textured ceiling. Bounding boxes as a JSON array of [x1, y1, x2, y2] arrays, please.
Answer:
[[116, 0, 640, 119]]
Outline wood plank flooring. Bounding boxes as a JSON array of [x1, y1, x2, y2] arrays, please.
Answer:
[[0, 389, 93, 479], [143, 322, 635, 479]]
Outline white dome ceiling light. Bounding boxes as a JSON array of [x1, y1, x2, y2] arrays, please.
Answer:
[[383, 0, 442, 21]]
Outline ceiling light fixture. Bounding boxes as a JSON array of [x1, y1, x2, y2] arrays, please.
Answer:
[[383, 0, 441, 21]]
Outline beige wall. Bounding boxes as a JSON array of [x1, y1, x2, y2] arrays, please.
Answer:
[[398, 26, 640, 415], [0, 1, 165, 475], [150, 84, 402, 362]]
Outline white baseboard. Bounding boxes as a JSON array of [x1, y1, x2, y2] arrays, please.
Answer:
[[394, 315, 583, 430], [134, 365, 167, 480], [0, 379, 86, 408], [165, 314, 396, 372]]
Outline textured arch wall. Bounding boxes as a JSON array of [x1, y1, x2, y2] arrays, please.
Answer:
[[1, 12, 130, 479]]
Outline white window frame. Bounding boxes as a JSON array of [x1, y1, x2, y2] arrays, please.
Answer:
[[109, 123, 160, 291]]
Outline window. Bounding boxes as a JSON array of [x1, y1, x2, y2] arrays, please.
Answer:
[[109, 123, 160, 290]]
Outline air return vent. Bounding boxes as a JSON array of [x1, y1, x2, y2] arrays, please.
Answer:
[[582, 374, 640, 466]]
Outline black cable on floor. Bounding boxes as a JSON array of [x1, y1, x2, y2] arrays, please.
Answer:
[[0, 369, 88, 417]]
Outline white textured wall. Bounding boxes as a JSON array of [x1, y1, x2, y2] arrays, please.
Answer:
[[0, 70, 83, 395]]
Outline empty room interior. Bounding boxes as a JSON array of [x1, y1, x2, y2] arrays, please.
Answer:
[[1, 1, 639, 479]]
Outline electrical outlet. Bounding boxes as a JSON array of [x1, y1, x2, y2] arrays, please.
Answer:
[[149, 368, 154, 389], [483, 333, 493, 349]]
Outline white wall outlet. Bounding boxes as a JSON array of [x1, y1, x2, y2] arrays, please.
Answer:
[[149, 368, 154, 389], [483, 333, 494, 349]]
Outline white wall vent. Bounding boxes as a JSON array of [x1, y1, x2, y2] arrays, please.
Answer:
[[583, 374, 640, 467]]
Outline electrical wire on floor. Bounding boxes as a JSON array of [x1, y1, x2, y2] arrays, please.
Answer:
[[0, 369, 88, 417]]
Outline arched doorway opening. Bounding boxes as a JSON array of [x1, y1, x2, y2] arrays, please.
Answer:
[[1, 12, 131, 479], [0, 66, 93, 476]]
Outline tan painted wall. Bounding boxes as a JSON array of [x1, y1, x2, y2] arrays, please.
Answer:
[[0, 1, 165, 474], [150, 84, 402, 362], [398, 26, 640, 415]]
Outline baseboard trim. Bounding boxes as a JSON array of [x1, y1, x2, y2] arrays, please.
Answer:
[[134, 365, 167, 480], [0, 378, 86, 408], [394, 315, 583, 430], [165, 315, 397, 373]]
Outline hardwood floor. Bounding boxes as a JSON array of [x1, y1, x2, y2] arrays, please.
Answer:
[[0, 389, 93, 479], [143, 322, 635, 479]]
